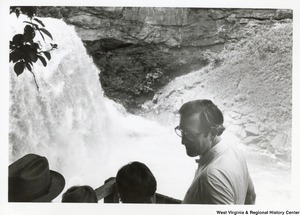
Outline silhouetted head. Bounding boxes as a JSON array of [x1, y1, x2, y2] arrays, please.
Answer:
[[116, 161, 157, 203], [62, 185, 98, 203], [9, 153, 65, 202]]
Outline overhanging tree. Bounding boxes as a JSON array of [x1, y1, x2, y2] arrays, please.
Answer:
[[9, 6, 57, 91]]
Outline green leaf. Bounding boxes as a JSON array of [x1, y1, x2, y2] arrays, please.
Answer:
[[12, 34, 24, 46], [26, 39, 34, 45], [33, 18, 45, 27], [20, 7, 37, 19], [22, 45, 38, 63], [16, 9, 20, 18], [50, 43, 58, 49], [24, 25, 35, 34], [31, 43, 40, 51], [25, 62, 32, 71], [24, 25, 36, 41], [14, 61, 25, 76], [10, 7, 17, 14], [38, 55, 47, 67], [38, 30, 45, 42], [43, 51, 51, 60], [39, 28, 53, 40], [23, 21, 38, 29], [29, 51, 38, 63], [10, 49, 24, 63], [10, 41, 15, 49]]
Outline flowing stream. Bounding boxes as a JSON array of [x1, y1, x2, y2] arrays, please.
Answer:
[[9, 15, 291, 205]]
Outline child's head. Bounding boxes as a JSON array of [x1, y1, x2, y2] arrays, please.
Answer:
[[62, 185, 98, 203], [116, 161, 157, 203]]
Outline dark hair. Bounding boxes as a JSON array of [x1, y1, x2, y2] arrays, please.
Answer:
[[116, 161, 157, 203], [179, 99, 225, 137], [62, 185, 98, 203]]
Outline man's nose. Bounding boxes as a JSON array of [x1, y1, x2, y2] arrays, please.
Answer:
[[181, 136, 187, 145]]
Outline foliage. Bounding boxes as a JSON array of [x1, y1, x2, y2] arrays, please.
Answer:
[[9, 6, 57, 91]]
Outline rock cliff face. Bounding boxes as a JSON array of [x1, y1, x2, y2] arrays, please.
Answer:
[[38, 7, 292, 110], [37, 7, 292, 160]]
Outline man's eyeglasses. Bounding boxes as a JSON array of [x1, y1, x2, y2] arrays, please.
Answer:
[[174, 126, 199, 140]]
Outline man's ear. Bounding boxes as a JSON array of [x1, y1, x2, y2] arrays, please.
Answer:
[[210, 128, 217, 140]]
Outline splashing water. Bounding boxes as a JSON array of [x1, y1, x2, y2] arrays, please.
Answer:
[[10, 15, 107, 189], [9, 15, 291, 205], [9, 15, 194, 201]]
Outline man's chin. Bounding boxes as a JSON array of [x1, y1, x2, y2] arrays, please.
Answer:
[[186, 149, 198, 157]]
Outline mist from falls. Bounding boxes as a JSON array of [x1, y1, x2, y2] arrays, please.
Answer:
[[9, 15, 291, 205]]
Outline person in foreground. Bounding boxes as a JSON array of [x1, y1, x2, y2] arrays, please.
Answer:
[[116, 161, 157, 203], [62, 185, 98, 203], [175, 99, 256, 204], [9, 153, 65, 202]]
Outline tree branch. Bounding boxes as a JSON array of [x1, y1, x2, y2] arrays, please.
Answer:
[[29, 70, 40, 92]]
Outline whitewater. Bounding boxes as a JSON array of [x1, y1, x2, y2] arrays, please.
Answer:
[[9, 15, 291, 205]]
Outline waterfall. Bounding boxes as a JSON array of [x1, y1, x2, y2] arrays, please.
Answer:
[[9, 15, 291, 205], [9, 14, 193, 200], [9, 14, 110, 187]]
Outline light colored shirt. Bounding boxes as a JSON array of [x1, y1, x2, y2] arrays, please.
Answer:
[[183, 142, 250, 204]]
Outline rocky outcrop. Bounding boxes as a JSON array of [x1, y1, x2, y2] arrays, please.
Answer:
[[38, 7, 292, 111]]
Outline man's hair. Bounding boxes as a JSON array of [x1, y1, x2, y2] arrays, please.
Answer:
[[62, 185, 98, 203], [116, 161, 157, 203], [179, 99, 225, 137]]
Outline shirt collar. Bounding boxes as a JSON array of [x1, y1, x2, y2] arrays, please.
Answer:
[[195, 141, 229, 168]]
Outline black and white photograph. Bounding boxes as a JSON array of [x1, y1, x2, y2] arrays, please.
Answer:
[[1, 0, 299, 214]]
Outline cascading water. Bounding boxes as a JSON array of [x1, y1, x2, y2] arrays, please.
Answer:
[[9, 14, 194, 201], [9, 15, 291, 205], [9, 14, 112, 189]]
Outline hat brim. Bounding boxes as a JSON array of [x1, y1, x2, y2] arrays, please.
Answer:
[[31, 170, 65, 202]]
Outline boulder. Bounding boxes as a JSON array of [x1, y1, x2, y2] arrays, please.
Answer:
[[240, 129, 247, 139], [227, 124, 241, 134], [241, 136, 263, 145], [269, 133, 288, 151], [244, 124, 260, 136]]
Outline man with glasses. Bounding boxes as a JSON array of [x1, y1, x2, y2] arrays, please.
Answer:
[[175, 99, 256, 204]]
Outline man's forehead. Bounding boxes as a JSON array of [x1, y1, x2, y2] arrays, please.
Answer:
[[180, 113, 201, 126]]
